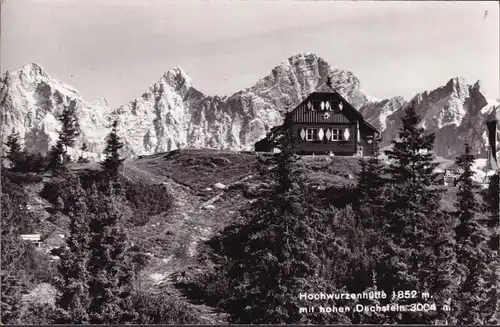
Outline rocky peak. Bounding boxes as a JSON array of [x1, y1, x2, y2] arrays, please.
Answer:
[[4, 63, 49, 84], [160, 66, 193, 95], [21, 62, 49, 76], [443, 77, 469, 99], [2, 55, 498, 162]]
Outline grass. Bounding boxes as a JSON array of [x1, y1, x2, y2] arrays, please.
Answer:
[[18, 148, 477, 324], [133, 149, 258, 193]]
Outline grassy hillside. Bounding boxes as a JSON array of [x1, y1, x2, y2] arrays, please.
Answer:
[[16, 148, 481, 323]]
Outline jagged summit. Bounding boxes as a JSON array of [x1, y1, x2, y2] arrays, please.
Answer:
[[20, 62, 49, 75], [3, 62, 51, 84], [1, 56, 498, 161], [161, 66, 193, 90]]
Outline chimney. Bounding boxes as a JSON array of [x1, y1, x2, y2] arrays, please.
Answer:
[[326, 76, 332, 88]]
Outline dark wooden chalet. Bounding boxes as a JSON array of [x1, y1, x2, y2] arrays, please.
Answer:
[[255, 81, 381, 156]]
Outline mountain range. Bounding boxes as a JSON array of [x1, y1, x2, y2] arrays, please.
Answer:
[[1, 52, 498, 161]]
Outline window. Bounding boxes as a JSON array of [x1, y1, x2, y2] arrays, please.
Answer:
[[306, 128, 318, 141], [331, 129, 342, 141]]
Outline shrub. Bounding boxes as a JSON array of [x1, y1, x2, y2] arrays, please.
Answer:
[[17, 249, 60, 288], [123, 180, 174, 226], [39, 172, 78, 209], [321, 184, 357, 208], [19, 302, 56, 324], [133, 290, 202, 324]]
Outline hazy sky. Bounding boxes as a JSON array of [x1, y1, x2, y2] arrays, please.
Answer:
[[1, 0, 499, 108]]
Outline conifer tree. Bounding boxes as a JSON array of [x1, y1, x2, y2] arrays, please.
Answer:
[[455, 142, 480, 242], [483, 171, 499, 250], [47, 140, 66, 174], [86, 184, 137, 324], [356, 139, 387, 228], [481, 172, 500, 324], [101, 120, 125, 191], [0, 173, 33, 324], [454, 142, 496, 324], [210, 112, 350, 324], [77, 143, 90, 163], [54, 176, 91, 324], [379, 103, 452, 323], [57, 101, 80, 164], [5, 131, 23, 170], [270, 112, 299, 193]]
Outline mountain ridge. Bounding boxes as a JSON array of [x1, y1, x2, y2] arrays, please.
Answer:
[[1, 53, 498, 161]]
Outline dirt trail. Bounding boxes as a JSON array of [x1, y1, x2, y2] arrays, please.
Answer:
[[123, 158, 251, 323], [124, 159, 225, 322], [124, 158, 252, 263]]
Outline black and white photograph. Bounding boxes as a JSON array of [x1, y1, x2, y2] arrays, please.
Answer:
[[0, 0, 499, 324]]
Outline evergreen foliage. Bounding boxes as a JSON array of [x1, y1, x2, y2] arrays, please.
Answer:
[[77, 143, 90, 163], [86, 184, 137, 324], [455, 142, 478, 239], [378, 103, 453, 323], [5, 130, 23, 169], [0, 173, 36, 324], [101, 120, 125, 182], [453, 143, 500, 324], [4, 132, 47, 173], [133, 290, 202, 324], [483, 171, 499, 250], [54, 175, 91, 324], [355, 139, 387, 229], [57, 101, 80, 164], [47, 140, 66, 174], [205, 112, 351, 324]]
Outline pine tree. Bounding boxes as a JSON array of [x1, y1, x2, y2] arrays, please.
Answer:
[[0, 173, 33, 324], [47, 140, 66, 174], [57, 101, 80, 165], [101, 120, 125, 190], [482, 172, 500, 324], [270, 112, 299, 193], [455, 142, 478, 239], [54, 176, 91, 324], [77, 143, 90, 164], [454, 142, 495, 324], [356, 139, 387, 229], [483, 171, 499, 250], [5, 131, 23, 169], [210, 113, 350, 324], [455, 143, 484, 245], [379, 103, 451, 323], [86, 184, 137, 324], [384, 104, 442, 188]]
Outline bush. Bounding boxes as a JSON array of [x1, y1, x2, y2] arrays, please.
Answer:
[[19, 302, 56, 324], [123, 180, 174, 226], [11, 152, 47, 174], [321, 185, 357, 208], [39, 172, 78, 209], [133, 290, 202, 324], [189, 265, 234, 309], [2, 171, 43, 185], [17, 249, 60, 288]]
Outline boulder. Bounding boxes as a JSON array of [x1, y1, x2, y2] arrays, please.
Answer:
[[214, 182, 227, 190]]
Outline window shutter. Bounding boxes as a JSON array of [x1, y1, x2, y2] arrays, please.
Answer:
[[318, 128, 324, 141], [325, 129, 331, 141], [343, 128, 350, 141], [300, 128, 306, 140]]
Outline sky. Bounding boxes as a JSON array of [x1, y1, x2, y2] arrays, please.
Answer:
[[1, 0, 499, 108]]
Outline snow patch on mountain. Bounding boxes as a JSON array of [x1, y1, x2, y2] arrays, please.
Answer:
[[1, 54, 498, 161], [1, 63, 112, 156]]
